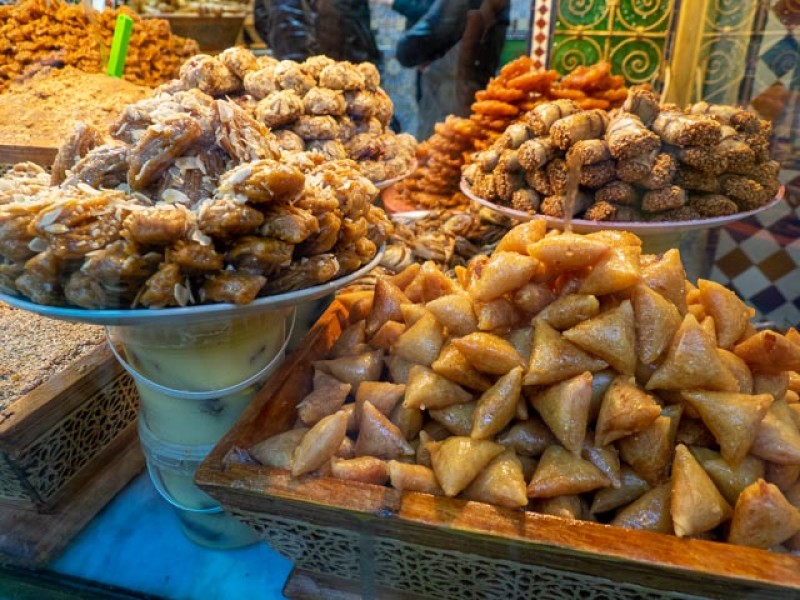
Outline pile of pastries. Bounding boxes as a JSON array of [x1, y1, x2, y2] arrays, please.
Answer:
[[464, 89, 780, 222], [0, 0, 198, 91], [0, 51, 404, 310], [395, 59, 629, 211], [250, 222, 800, 552]]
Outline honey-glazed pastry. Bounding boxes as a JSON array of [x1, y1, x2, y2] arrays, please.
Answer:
[[262, 253, 340, 294], [319, 62, 366, 91], [651, 111, 722, 147], [621, 86, 660, 126], [15, 250, 64, 306], [70, 240, 161, 304], [201, 271, 266, 305], [301, 55, 336, 81], [179, 54, 241, 96], [123, 205, 191, 246], [675, 144, 728, 175], [720, 175, 769, 210], [164, 239, 222, 274], [346, 133, 384, 160], [51, 122, 104, 185], [64, 270, 120, 309], [225, 236, 294, 276], [197, 197, 265, 239], [688, 193, 738, 218], [217, 47, 259, 79], [605, 112, 660, 161], [353, 117, 383, 137], [254, 90, 304, 128], [135, 262, 185, 308], [215, 159, 305, 204], [345, 90, 377, 120], [128, 114, 203, 191], [636, 153, 676, 190], [243, 67, 277, 100], [0, 198, 53, 262], [292, 115, 340, 140], [580, 160, 616, 189], [303, 87, 347, 116], [311, 160, 377, 219], [372, 89, 394, 127], [674, 167, 721, 193], [336, 116, 358, 140], [307, 139, 348, 161], [296, 211, 342, 256], [646, 205, 701, 222], [357, 62, 380, 91], [640, 186, 687, 213], [260, 205, 320, 244], [595, 180, 637, 205], [274, 60, 316, 96], [216, 99, 281, 163], [273, 129, 306, 153], [62, 142, 129, 190]]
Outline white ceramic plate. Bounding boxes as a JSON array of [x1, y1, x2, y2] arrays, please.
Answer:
[[461, 179, 785, 235], [0, 246, 384, 326]]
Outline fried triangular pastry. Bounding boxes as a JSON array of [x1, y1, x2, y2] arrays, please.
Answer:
[[354, 381, 405, 423], [751, 400, 800, 464], [700, 316, 717, 345], [691, 447, 765, 506], [388, 263, 420, 291], [471, 366, 523, 440], [734, 330, 800, 373], [365, 278, 408, 336], [474, 297, 522, 331], [537, 294, 600, 331], [452, 332, 525, 375], [582, 432, 621, 488], [671, 444, 733, 537], [429, 436, 505, 497], [404, 261, 458, 303], [250, 428, 309, 469], [527, 232, 610, 271], [330, 320, 367, 358], [390, 403, 423, 441], [527, 445, 611, 498], [612, 483, 672, 533], [590, 465, 650, 514], [400, 302, 427, 326], [595, 376, 661, 446], [646, 314, 738, 392], [579, 245, 641, 296], [314, 350, 384, 393], [330, 456, 389, 486], [431, 344, 492, 392], [496, 416, 557, 457], [524, 320, 608, 386], [386, 354, 413, 384], [506, 327, 534, 364], [426, 294, 478, 337], [618, 405, 683, 485], [698, 279, 754, 350], [369, 320, 406, 351], [753, 371, 789, 402], [717, 349, 753, 394], [682, 390, 773, 465], [462, 449, 528, 508], [766, 462, 800, 491], [632, 283, 681, 365], [415, 430, 434, 467], [530, 371, 592, 455], [469, 251, 540, 302], [429, 401, 476, 436], [495, 220, 547, 254], [728, 479, 800, 548], [403, 365, 474, 410], [354, 401, 414, 460], [297, 377, 351, 426], [292, 411, 349, 477], [640, 248, 687, 314], [387, 461, 443, 495], [565, 301, 636, 376], [392, 311, 445, 366], [586, 230, 642, 248], [535, 495, 583, 520]]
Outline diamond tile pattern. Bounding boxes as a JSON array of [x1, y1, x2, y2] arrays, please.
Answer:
[[761, 33, 800, 78]]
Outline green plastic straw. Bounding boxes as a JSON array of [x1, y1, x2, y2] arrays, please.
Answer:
[[107, 14, 134, 78]]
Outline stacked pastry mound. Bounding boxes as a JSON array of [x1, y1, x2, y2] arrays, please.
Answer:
[[251, 222, 800, 552], [465, 89, 780, 222], [0, 51, 404, 309]]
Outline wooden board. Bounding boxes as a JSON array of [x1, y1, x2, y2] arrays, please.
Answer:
[[0, 424, 143, 567], [284, 568, 421, 600], [197, 299, 800, 600], [0, 143, 57, 168]]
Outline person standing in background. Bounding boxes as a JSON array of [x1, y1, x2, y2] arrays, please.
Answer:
[[253, 0, 382, 66], [391, 0, 509, 139]]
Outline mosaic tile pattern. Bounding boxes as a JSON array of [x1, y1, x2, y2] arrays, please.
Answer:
[[548, 0, 676, 86], [531, 0, 553, 69]]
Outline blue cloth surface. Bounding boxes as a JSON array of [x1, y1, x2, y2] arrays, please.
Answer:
[[50, 473, 292, 600]]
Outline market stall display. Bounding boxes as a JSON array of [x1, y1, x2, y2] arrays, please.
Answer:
[[0, 0, 198, 92]]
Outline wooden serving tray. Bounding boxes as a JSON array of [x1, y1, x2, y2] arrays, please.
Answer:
[[0, 142, 57, 168], [196, 299, 800, 600]]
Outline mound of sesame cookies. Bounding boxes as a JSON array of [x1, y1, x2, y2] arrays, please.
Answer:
[[464, 89, 781, 222]]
